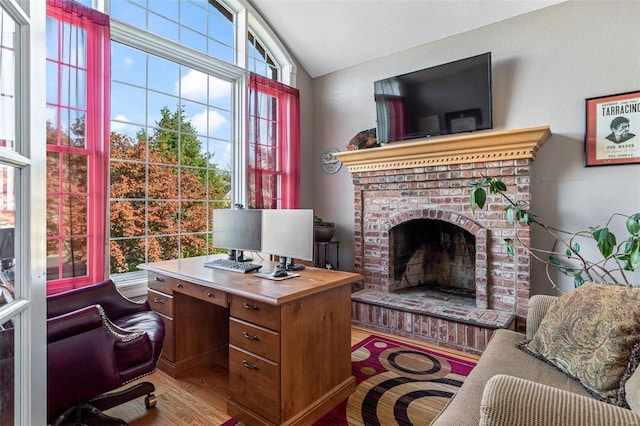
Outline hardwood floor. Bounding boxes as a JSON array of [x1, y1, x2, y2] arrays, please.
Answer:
[[83, 327, 478, 426]]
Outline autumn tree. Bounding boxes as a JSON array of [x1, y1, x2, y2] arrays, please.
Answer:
[[110, 105, 231, 273], [46, 117, 90, 280]]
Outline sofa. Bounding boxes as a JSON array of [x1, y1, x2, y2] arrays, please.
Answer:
[[431, 283, 640, 426]]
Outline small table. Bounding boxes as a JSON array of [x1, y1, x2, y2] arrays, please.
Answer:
[[314, 240, 339, 270]]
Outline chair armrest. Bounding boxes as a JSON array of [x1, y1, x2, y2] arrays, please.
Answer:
[[526, 294, 557, 340], [479, 375, 640, 426], [47, 279, 150, 320], [47, 304, 106, 343], [47, 304, 145, 343]]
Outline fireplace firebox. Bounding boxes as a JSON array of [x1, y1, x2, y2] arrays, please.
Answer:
[[391, 219, 476, 298]]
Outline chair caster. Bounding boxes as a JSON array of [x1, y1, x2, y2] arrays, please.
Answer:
[[144, 393, 157, 409]]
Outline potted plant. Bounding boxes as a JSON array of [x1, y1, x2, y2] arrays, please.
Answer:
[[469, 177, 640, 290], [314, 215, 335, 242]]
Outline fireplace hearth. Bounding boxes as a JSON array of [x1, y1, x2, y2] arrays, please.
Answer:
[[334, 126, 551, 354]]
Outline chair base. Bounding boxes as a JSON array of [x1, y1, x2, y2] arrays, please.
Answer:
[[90, 381, 156, 412], [50, 403, 127, 426], [49, 382, 156, 426]]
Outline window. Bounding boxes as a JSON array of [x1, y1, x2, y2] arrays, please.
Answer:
[[45, 1, 110, 293], [248, 73, 300, 209], [1, 0, 48, 423], [248, 31, 277, 80], [107, 0, 299, 278], [109, 42, 233, 273], [109, 0, 235, 65]]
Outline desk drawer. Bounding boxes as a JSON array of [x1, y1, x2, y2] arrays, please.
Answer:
[[148, 289, 173, 317], [147, 272, 174, 294], [174, 280, 228, 308], [229, 318, 280, 362], [230, 295, 280, 331], [229, 346, 280, 423], [157, 313, 174, 362]]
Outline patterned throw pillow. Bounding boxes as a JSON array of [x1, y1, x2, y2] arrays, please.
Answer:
[[619, 342, 640, 409], [523, 283, 640, 403]]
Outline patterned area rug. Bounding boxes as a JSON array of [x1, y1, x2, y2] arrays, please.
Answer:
[[317, 335, 476, 425], [223, 335, 476, 426]]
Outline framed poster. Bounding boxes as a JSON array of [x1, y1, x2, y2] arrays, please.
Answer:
[[585, 90, 640, 166]]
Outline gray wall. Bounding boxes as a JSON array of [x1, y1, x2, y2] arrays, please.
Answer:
[[310, 1, 640, 296]]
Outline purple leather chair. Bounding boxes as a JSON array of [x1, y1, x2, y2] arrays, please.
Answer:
[[47, 279, 165, 426]]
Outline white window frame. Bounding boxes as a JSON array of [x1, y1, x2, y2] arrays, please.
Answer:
[[2, 0, 48, 424]]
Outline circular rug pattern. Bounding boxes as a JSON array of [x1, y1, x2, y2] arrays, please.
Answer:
[[342, 337, 470, 426]]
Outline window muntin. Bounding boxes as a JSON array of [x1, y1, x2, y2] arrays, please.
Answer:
[[109, 42, 233, 274], [248, 31, 278, 80], [109, 0, 235, 65]]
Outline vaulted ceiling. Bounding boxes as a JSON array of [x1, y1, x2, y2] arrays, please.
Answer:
[[249, 0, 566, 78]]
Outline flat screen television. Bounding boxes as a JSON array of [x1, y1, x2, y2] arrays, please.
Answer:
[[212, 208, 262, 261], [374, 52, 492, 144]]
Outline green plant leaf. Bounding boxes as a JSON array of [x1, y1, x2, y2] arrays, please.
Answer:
[[572, 243, 580, 253], [630, 241, 640, 269], [565, 248, 573, 258], [627, 214, 640, 236], [505, 206, 515, 223], [492, 179, 507, 193], [504, 238, 515, 256], [549, 256, 561, 266], [574, 274, 585, 288], [592, 227, 616, 258], [470, 187, 486, 213]]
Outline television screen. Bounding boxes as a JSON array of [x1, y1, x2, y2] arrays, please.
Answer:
[[212, 209, 262, 253], [374, 52, 492, 144]]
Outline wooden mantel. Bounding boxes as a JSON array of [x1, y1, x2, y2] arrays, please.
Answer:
[[333, 126, 551, 173]]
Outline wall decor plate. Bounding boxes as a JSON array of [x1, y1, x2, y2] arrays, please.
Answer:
[[321, 148, 342, 174]]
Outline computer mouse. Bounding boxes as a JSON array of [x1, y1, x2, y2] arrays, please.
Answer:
[[272, 268, 288, 278]]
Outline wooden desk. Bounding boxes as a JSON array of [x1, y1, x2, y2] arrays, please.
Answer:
[[139, 256, 362, 426]]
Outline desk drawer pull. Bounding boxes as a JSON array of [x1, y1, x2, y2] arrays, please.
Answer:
[[176, 283, 183, 288], [154, 277, 165, 282], [207, 292, 214, 298], [242, 331, 260, 341], [242, 360, 260, 370], [243, 302, 260, 311], [153, 297, 164, 304]]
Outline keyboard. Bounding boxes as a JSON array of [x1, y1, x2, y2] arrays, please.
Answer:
[[204, 258, 262, 274]]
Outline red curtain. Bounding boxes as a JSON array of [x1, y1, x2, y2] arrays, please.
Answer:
[[46, 0, 110, 294], [248, 73, 300, 209]]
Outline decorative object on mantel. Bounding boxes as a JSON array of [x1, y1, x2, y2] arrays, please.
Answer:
[[320, 147, 342, 174], [313, 215, 335, 242], [345, 128, 378, 150], [585, 90, 640, 167], [470, 177, 640, 291]]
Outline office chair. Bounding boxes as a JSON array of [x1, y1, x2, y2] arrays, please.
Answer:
[[47, 279, 165, 425]]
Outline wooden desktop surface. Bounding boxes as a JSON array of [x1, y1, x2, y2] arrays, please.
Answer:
[[139, 254, 362, 305]]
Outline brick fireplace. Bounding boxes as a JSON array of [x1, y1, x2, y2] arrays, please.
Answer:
[[333, 126, 551, 354]]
